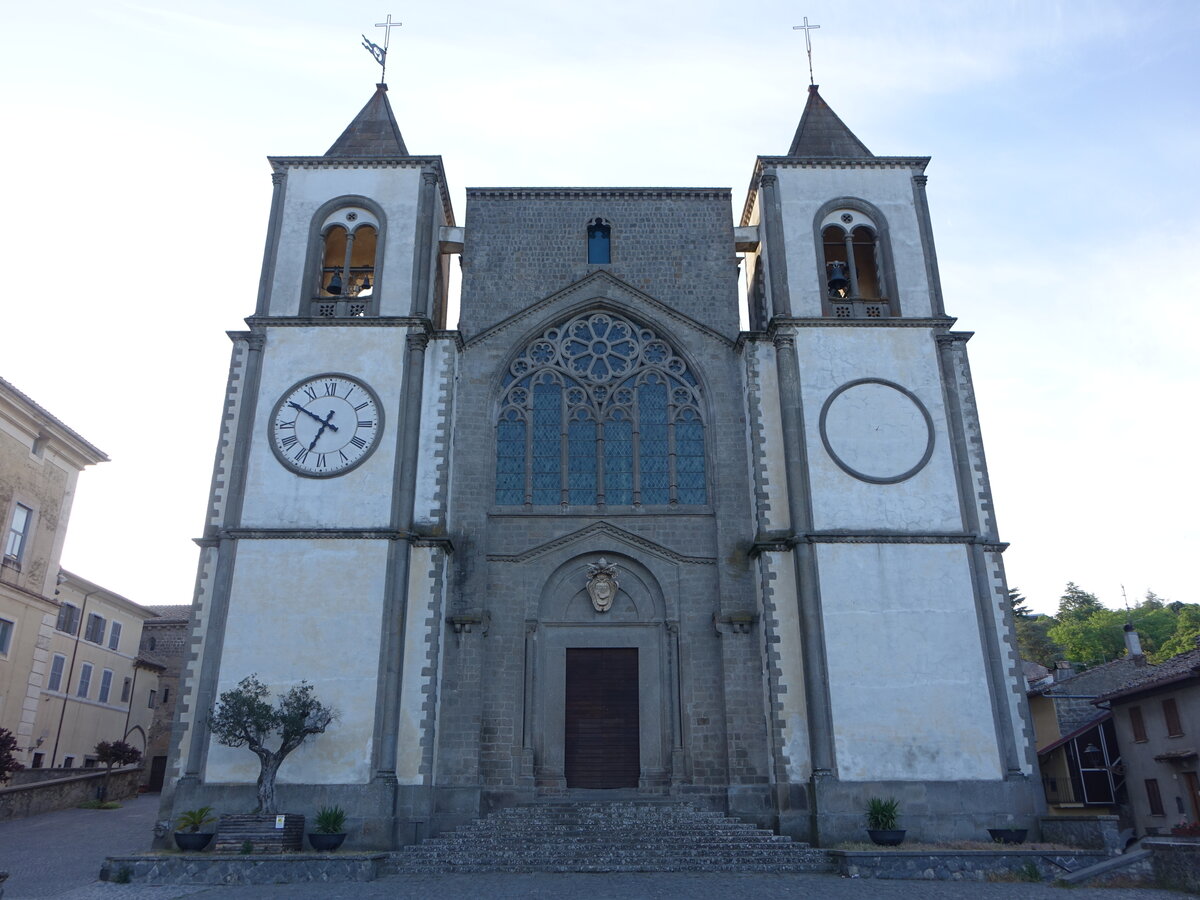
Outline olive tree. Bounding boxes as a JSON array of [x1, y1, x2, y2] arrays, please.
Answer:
[[207, 675, 335, 815]]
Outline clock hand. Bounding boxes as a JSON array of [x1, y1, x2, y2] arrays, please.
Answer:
[[307, 409, 338, 451], [287, 401, 339, 432]]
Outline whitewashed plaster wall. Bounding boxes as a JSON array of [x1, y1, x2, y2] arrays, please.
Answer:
[[820, 542, 1002, 781], [206, 538, 386, 785], [268, 166, 422, 317], [773, 167, 931, 318], [239, 328, 406, 528], [797, 328, 961, 532]]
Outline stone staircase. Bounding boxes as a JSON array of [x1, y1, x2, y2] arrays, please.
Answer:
[[387, 800, 834, 873]]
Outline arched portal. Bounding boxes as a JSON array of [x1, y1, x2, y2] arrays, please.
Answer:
[[530, 551, 677, 792]]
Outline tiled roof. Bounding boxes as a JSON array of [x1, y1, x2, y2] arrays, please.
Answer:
[[1096, 645, 1200, 703], [325, 84, 408, 158], [145, 604, 192, 619], [0, 376, 109, 463], [1029, 654, 1151, 698], [786, 85, 873, 158]]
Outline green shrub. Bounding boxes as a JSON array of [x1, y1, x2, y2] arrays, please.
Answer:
[[313, 805, 347, 834], [865, 797, 900, 830]]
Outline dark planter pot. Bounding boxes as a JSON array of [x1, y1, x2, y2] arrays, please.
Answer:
[[867, 829, 906, 846], [174, 832, 213, 851], [307, 832, 348, 852], [988, 828, 1028, 845]]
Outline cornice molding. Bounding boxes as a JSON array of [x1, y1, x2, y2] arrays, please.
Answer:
[[467, 187, 731, 202], [243, 316, 434, 330], [486, 520, 717, 565], [749, 530, 1007, 556]]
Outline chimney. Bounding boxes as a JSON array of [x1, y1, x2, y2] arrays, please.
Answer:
[[1124, 624, 1147, 664], [1054, 660, 1075, 682]]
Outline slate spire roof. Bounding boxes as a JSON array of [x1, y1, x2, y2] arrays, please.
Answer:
[[325, 83, 409, 157], [787, 84, 873, 158]]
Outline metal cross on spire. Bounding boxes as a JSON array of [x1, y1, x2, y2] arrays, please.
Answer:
[[362, 13, 401, 83], [792, 17, 821, 86]]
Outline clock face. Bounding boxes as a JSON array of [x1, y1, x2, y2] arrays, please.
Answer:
[[269, 374, 383, 477]]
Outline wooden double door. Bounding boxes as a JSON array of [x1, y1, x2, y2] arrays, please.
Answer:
[[564, 648, 639, 789]]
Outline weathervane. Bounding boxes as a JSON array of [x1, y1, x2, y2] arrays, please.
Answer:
[[792, 17, 821, 86], [362, 14, 401, 83]]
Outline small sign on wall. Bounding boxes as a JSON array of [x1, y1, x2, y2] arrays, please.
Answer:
[[275, 815, 286, 829]]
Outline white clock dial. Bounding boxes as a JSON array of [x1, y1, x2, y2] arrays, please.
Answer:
[[269, 374, 383, 477]]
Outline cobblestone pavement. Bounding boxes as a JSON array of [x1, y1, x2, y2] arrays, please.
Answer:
[[0, 799, 1186, 900], [0, 794, 162, 899], [39, 874, 1190, 900]]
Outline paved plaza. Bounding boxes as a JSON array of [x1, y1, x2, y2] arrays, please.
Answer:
[[0, 798, 1186, 900]]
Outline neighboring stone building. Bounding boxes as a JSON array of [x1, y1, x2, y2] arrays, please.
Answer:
[[0, 377, 107, 760], [138, 605, 191, 791], [39, 570, 159, 769], [1097, 638, 1200, 836], [1026, 630, 1149, 818], [162, 82, 1040, 847]]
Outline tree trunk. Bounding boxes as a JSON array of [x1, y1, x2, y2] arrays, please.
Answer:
[[256, 753, 284, 814], [100, 764, 113, 801]]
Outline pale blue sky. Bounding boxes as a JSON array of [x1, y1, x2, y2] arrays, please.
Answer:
[[2, 0, 1197, 616]]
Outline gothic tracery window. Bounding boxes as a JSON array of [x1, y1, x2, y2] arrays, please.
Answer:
[[496, 312, 707, 507]]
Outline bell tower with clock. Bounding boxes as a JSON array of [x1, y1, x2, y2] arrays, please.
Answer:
[[162, 80, 460, 844]]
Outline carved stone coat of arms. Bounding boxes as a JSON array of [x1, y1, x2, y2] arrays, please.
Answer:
[[585, 558, 620, 613]]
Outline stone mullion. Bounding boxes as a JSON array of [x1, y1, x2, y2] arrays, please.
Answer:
[[595, 417, 606, 506], [522, 396, 533, 507], [631, 390, 643, 506], [666, 397, 679, 505], [559, 384, 569, 506], [842, 231, 860, 298]]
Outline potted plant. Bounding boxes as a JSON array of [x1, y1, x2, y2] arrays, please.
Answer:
[[174, 806, 218, 851], [307, 805, 348, 851], [865, 796, 905, 846]]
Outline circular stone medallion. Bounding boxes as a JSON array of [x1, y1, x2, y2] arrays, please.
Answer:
[[818, 378, 935, 484]]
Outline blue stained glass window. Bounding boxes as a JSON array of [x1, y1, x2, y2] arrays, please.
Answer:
[[494, 312, 707, 508], [495, 419, 526, 505], [604, 416, 634, 505], [675, 417, 706, 505], [568, 418, 597, 505], [639, 380, 670, 504], [531, 382, 562, 505]]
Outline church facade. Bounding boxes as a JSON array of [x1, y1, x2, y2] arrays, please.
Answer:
[[161, 83, 1041, 847]]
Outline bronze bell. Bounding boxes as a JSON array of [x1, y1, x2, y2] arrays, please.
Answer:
[[326, 271, 343, 295], [826, 261, 849, 296]]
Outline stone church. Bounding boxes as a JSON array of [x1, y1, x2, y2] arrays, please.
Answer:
[[161, 80, 1041, 847]]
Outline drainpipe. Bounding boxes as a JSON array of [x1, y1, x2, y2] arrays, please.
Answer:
[[50, 585, 99, 767]]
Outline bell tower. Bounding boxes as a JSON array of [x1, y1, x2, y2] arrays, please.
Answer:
[[739, 84, 1040, 841], [162, 80, 458, 848]]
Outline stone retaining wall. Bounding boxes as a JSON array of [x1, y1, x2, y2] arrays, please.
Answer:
[[100, 854, 387, 885], [0, 767, 142, 821], [1039, 815, 1122, 852], [1145, 840, 1200, 893], [829, 849, 1110, 881]]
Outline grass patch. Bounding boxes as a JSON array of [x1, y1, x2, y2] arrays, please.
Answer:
[[77, 800, 122, 810]]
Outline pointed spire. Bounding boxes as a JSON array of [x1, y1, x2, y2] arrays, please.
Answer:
[[787, 85, 873, 158], [325, 83, 409, 158]]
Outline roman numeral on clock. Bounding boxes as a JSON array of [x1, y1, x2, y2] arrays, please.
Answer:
[[350, 436, 367, 449]]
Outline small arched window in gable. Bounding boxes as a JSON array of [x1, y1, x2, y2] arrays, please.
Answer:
[[495, 312, 707, 508], [587, 218, 611, 264], [820, 209, 893, 318], [313, 207, 379, 317]]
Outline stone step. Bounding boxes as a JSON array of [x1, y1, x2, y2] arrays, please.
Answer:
[[388, 800, 833, 874]]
